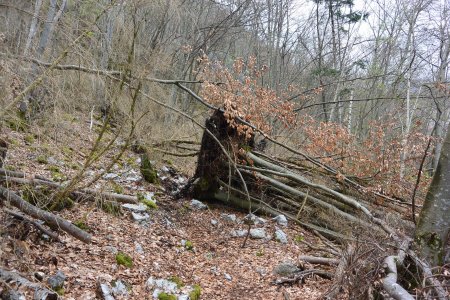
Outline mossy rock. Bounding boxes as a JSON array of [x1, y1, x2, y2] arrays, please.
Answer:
[[140, 153, 158, 184], [168, 276, 184, 288], [184, 240, 193, 251], [189, 284, 201, 300], [137, 193, 158, 209], [115, 252, 133, 268], [157, 293, 177, 300]]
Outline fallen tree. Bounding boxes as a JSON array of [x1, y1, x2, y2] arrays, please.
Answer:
[[184, 109, 447, 299]]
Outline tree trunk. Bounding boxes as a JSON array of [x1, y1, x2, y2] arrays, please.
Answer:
[[415, 125, 450, 266]]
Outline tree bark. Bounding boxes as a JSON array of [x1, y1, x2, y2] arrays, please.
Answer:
[[415, 125, 450, 266]]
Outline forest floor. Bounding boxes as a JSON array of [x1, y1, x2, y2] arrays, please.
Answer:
[[0, 115, 335, 299]]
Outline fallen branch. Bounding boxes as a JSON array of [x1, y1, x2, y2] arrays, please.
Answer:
[[4, 208, 60, 242], [0, 187, 91, 243], [382, 240, 414, 300], [298, 255, 339, 266], [0, 170, 138, 204], [323, 243, 355, 299], [0, 268, 58, 300], [274, 269, 333, 285]]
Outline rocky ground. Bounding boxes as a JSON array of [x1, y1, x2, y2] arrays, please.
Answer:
[[0, 118, 335, 299]]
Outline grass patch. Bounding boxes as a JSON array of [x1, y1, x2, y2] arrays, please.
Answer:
[[115, 252, 133, 268], [189, 284, 201, 300]]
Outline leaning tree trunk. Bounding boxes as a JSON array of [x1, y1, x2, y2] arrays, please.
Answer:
[[415, 125, 450, 267]]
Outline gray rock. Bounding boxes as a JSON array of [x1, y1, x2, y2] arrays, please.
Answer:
[[221, 213, 237, 222], [123, 170, 141, 182], [250, 228, 267, 239], [224, 273, 232, 281], [104, 173, 119, 180], [273, 261, 300, 276], [112, 280, 128, 296], [255, 267, 267, 276], [135, 243, 144, 254], [144, 192, 156, 202], [98, 282, 115, 300], [243, 213, 266, 225], [122, 203, 147, 212], [211, 219, 218, 226], [1, 290, 25, 300], [275, 227, 288, 244], [105, 246, 118, 254], [47, 270, 65, 289], [47, 156, 62, 166], [190, 199, 207, 210], [231, 230, 247, 237], [273, 215, 288, 226], [41, 234, 50, 242], [131, 212, 150, 222], [146, 277, 177, 294], [232, 228, 267, 239], [34, 271, 45, 281], [178, 295, 189, 300]]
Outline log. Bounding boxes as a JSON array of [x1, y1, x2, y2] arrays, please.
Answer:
[[0, 268, 58, 300], [0, 187, 91, 243]]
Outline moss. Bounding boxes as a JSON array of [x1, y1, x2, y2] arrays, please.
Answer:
[[4, 165, 16, 171], [140, 153, 158, 184], [197, 177, 209, 191], [49, 197, 74, 212], [256, 248, 264, 257], [157, 293, 177, 300], [141, 198, 157, 209], [48, 166, 67, 182], [294, 235, 304, 243], [168, 276, 184, 288], [61, 146, 73, 156], [73, 220, 90, 231], [189, 284, 201, 300], [36, 155, 48, 164], [54, 287, 65, 296], [6, 115, 27, 132], [126, 156, 138, 167], [184, 240, 193, 251], [115, 252, 133, 268], [24, 134, 35, 145], [111, 182, 124, 194], [48, 165, 60, 173], [70, 163, 80, 170]]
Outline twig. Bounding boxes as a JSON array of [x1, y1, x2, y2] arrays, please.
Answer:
[[411, 134, 433, 224], [4, 208, 60, 241]]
